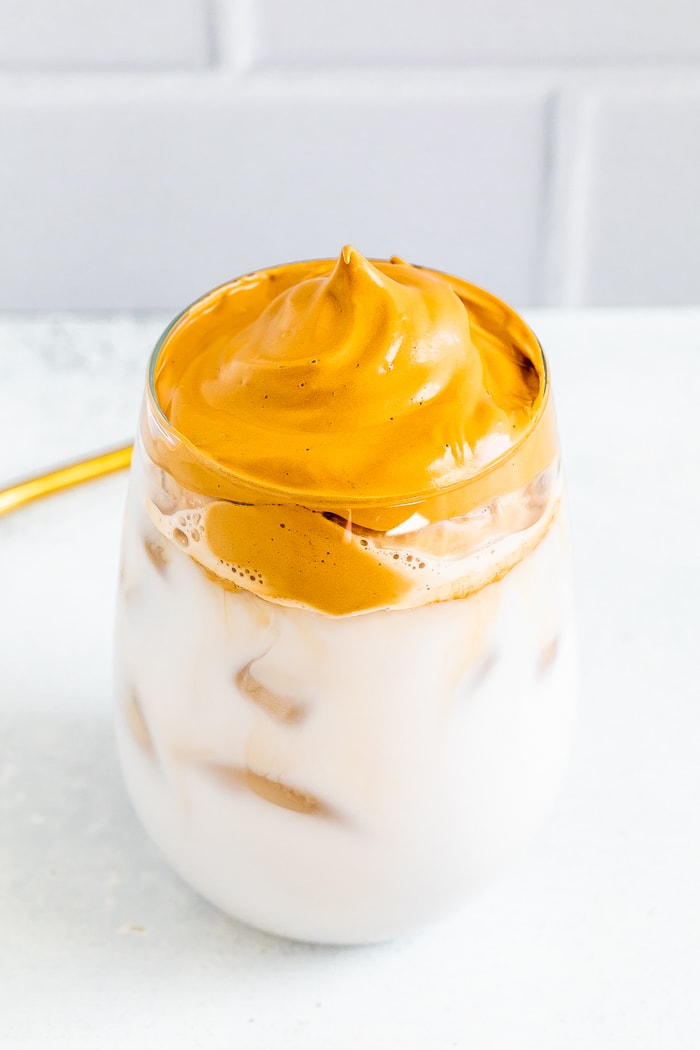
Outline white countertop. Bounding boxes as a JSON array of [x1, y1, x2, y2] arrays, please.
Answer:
[[1, 310, 699, 1048]]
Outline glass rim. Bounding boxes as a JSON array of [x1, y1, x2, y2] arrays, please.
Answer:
[[146, 258, 552, 511]]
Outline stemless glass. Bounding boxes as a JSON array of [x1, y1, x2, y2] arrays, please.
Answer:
[[114, 266, 577, 945]]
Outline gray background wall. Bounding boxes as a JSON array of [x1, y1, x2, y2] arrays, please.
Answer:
[[1, 0, 699, 311]]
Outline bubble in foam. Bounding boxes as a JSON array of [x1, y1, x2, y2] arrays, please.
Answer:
[[173, 527, 189, 547]]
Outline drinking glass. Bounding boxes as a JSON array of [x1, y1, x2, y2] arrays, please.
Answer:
[[115, 266, 577, 944]]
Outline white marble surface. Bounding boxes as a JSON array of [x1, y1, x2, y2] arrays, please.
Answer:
[[1, 311, 699, 1048]]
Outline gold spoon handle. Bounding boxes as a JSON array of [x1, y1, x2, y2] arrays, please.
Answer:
[[0, 445, 133, 518]]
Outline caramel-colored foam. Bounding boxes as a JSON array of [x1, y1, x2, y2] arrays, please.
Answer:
[[205, 501, 409, 616], [144, 472, 559, 616], [144, 248, 557, 615], [155, 247, 540, 503]]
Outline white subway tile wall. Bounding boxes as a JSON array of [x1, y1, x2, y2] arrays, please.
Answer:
[[0, 0, 698, 310], [0, 91, 548, 310], [0, 0, 211, 69], [572, 89, 700, 306], [251, 0, 700, 66]]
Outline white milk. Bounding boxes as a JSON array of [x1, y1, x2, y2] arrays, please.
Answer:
[[115, 444, 576, 943]]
